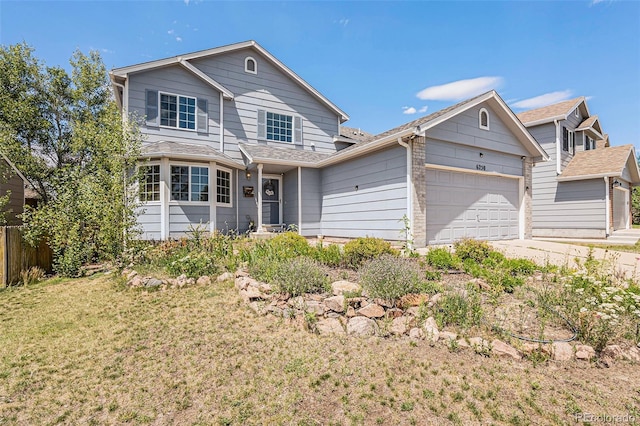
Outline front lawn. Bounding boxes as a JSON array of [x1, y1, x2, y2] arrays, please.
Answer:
[[1, 270, 640, 424]]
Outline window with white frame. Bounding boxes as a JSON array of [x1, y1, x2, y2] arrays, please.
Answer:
[[574, 108, 579, 118], [216, 168, 232, 205], [160, 93, 196, 130], [585, 136, 595, 151], [170, 165, 208, 202], [562, 127, 575, 153], [140, 164, 160, 202], [245, 56, 257, 74], [479, 108, 490, 130], [266, 112, 293, 142]]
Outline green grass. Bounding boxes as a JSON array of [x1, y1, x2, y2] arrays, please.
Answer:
[[1, 274, 638, 424]]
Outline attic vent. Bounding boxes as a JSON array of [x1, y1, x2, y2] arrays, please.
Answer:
[[245, 57, 257, 74]]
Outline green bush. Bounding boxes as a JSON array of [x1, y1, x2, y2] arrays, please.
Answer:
[[502, 258, 537, 275], [311, 243, 343, 267], [434, 290, 483, 330], [269, 232, 311, 257], [359, 255, 432, 301], [453, 238, 492, 263], [166, 251, 219, 278], [425, 247, 460, 270], [343, 237, 398, 268], [272, 257, 329, 296]]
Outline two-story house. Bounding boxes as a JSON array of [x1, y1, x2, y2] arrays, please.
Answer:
[[518, 97, 640, 239], [111, 40, 548, 246]]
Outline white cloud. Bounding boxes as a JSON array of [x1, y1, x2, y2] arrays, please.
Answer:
[[418, 106, 428, 113], [416, 76, 503, 101], [402, 106, 417, 115], [176, 37, 183, 42], [184, 0, 190, 4], [168, 29, 175, 35], [511, 90, 573, 109], [334, 18, 349, 27], [101, 48, 114, 54]]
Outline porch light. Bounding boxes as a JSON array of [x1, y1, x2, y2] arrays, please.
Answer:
[[246, 170, 251, 180]]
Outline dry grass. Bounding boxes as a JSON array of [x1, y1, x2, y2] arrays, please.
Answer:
[[1, 274, 640, 425]]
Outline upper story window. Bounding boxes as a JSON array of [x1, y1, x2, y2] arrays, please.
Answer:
[[245, 57, 257, 74], [145, 90, 208, 133], [574, 108, 580, 119], [585, 136, 595, 151], [562, 126, 575, 154], [479, 108, 490, 130], [257, 109, 303, 144], [140, 164, 160, 202], [161, 93, 196, 130]]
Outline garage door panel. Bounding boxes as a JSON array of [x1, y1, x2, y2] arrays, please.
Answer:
[[427, 169, 520, 244]]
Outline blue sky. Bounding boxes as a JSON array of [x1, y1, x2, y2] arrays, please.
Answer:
[[1, 1, 639, 148]]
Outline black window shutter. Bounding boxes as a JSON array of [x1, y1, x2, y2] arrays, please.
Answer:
[[562, 127, 568, 151], [145, 90, 158, 127]]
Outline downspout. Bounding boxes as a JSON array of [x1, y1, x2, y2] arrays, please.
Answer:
[[397, 137, 413, 249], [112, 80, 129, 247], [554, 119, 561, 175], [604, 176, 610, 237], [219, 92, 224, 153], [236, 169, 239, 232]]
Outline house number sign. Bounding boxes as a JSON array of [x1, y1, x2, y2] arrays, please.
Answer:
[[476, 164, 486, 171]]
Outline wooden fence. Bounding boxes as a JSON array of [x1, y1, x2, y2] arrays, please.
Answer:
[[0, 226, 53, 286]]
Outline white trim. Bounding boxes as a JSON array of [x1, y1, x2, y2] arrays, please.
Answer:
[[518, 177, 525, 240], [160, 157, 170, 239], [424, 163, 523, 180], [398, 138, 413, 249], [215, 165, 234, 208], [137, 162, 162, 204], [158, 91, 198, 132], [297, 166, 302, 234], [142, 151, 241, 169], [604, 176, 610, 236], [574, 108, 579, 118], [257, 164, 264, 232], [555, 120, 561, 175], [613, 186, 631, 230], [219, 92, 224, 153], [478, 108, 490, 131], [244, 56, 257, 74], [168, 162, 212, 205], [557, 172, 622, 182], [209, 161, 217, 233], [178, 59, 234, 99]]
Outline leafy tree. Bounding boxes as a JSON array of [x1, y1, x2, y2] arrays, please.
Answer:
[[0, 43, 142, 276]]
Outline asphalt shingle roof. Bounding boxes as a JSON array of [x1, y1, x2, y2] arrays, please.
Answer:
[[339, 126, 373, 143], [239, 143, 332, 164], [560, 144, 636, 180], [141, 141, 243, 167], [516, 97, 583, 124]]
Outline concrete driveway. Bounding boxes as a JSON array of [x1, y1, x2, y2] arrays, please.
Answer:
[[491, 239, 640, 281]]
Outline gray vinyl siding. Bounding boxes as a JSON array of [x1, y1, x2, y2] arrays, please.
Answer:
[[191, 49, 340, 159], [426, 104, 530, 158], [0, 160, 24, 225], [169, 205, 210, 237], [560, 113, 581, 168], [425, 139, 523, 176], [128, 66, 221, 147], [283, 168, 298, 227], [532, 179, 605, 230], [301, 168, 322, 236], [136, 204, 161, 240], [320, 145, 407, 240], [234, 169, 257, 233]]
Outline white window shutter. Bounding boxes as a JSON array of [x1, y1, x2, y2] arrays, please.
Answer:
[[197, 98, 208, 133], [257, 109, 266, 140], [145, 90, 158, 126], [294, 116, 303, 145]]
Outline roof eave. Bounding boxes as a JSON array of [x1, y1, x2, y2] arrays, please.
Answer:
[[140, 152, 243, 169]]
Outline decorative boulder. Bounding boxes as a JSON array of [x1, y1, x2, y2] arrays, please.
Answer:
[[331, 280, 361, 296], [324, 295, 345, 313], [358, 303, 385, 318], [347, 316, 378, 336], [491, 339, 521, 360]]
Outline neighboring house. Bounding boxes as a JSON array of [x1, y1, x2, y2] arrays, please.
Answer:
[[0, 153, 26, 226], [110, 40, 548, 246], [517, 98, 640, 239]]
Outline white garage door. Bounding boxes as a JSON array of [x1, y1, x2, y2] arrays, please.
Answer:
[[612, 187, 629, 231], [426, 168, 520, 245]]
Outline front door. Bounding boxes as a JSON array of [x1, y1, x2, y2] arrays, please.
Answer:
[[262, 176, 282, 225]]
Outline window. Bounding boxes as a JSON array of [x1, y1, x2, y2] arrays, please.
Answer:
[[217, 168, 232, 205], [585, 136, 595, 151], [479, 108, 490, 130], [574, 108, 579, 118], [562, 127, 574, 153], [160, 93, 196, 130], [140, 165, 160, 202], [267, 112, 293, 142], [170, 165, 208, 202], [245, 56, 257, 74]]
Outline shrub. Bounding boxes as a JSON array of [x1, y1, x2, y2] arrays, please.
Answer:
[[453, 238, 492, 263], [20, 266, 46, 286], [272, 257, 329, 296], [359, 255, 432, 301], [268, 232, 311, 257], [343, 237, 398, 268], [502, 258, 537, 275], [166, 251, 219, 278], [434, 289, 483, 330], [425, 247, 460, 270], [311, 243, 343, 267]]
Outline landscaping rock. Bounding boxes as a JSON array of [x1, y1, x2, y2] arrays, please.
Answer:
[[235, 269, 249, 278], [423, 317, 440, 343], [358, 303, 385, 318], [469, 337, 490, 353], [305, 301, 326, 315], [346, 306, 356, 318], [324, 295, 345, 313], [126, 270, 138, 280], [409, 327, 425, 340], [247, 301, 265, 315], [623, 346, 640, 362], [491, 339, 521, 360], [456, 339, 470, 348], [440, 331, 458, 342], [217, 272, 234, 282], [601, 345, 623, 360], [331, 280, 361, 296], [552, 342, 574, 361], [235, 276, 250, 291], [317, 318, 345, 336], [258, 283, 272, 294], [386, 308, 404, 319], [374, 298, 394, 308], [470, 278, 491, 291], [575, 345, 596, 361], [240, 287, 264, 302], [390, 316, 415, 335], [404, 307, 421, 317], [129, 276, 143, 288], [196, 276, 211, 286], [145, 278, 163, 288], [428, 293, 442, 307], [521, 342, 552, 356], [308, 294, 325, 302], [347, 316, 378, 336]]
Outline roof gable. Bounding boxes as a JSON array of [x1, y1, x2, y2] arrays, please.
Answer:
[[516, 97, 588, 126], [110, 40, 349, 122]]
